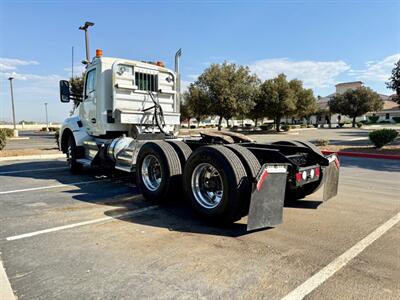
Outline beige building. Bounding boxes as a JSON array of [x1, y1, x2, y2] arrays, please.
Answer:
[[309, 81, 399, 125]]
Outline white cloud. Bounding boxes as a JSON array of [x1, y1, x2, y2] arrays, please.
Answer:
[[0, 58, 39, 71], [250, 58, 350, 88], [349, 53, 400, 82]]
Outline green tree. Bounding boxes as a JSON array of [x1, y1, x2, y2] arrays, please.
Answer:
[[289, 79, 317, 124], [183, 84, 211, 124], [386, 59, 400, 103], [69, 73, 85, 106], [195, 62, 258, 130], [329, 87, 383, 127], [258, 74, 296, 131], [179, 98, 191, 126]]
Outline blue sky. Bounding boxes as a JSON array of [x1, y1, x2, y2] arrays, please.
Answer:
[[0, 0, 399, 122]]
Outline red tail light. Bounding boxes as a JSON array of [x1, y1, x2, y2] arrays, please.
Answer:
[[315, 167, 320, 177], [295, 172, 302, 182]]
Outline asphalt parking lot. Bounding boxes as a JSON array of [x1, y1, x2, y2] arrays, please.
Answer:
[[0, 157, 399, 299]]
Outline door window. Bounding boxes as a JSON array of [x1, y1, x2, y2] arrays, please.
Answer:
[[85, 69, 96, 97]]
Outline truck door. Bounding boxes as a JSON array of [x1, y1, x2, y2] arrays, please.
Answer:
[[81, 67, 97, 134]]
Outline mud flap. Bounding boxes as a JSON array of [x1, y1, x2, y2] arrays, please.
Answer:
[[323, 154, 340, 201], [247, 164, 288, 231]]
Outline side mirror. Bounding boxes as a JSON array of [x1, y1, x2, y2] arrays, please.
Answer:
[[59, 80, 71, 103]]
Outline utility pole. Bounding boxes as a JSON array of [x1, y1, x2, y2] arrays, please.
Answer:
[[72, 46, 74, 78], [8, 77, 18, 137], [45, 102, 49, 131]]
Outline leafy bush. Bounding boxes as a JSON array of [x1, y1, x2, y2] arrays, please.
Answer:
[[300, 124, 307, 128], [315, 138, 329, 146], [281, 124, 290, 131], [369, 129, 398, 148], [356, 122, 363, 128], [368, 116, 379, 123], [260, 124, 273, 131], [54, 130, 60, 148], [392, 117, 400, 123], [307, 125, 314, 128], [41, 127, 59, 132], [1, 128, 14, 137], [0, 130, 6, 150]]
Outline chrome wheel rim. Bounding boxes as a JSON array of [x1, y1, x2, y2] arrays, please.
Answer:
[[191, 163, 223, 209], [141, 155, 162, 191]]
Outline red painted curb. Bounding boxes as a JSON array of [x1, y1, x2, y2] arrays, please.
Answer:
[[322, 150, 400, 160]]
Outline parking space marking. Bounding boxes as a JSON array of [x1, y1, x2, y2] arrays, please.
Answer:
[[6, 205, 158, 241], [282, 211, 400, 300], [0, 166, 67, 175], [0, 178, 127, 195], [0, 257, 15, 300]]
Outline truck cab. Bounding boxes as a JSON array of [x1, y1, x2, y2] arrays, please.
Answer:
[[61, 52, 180, 140]]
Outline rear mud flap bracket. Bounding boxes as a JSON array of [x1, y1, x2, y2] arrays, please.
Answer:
[[247, 164, 288, 231]]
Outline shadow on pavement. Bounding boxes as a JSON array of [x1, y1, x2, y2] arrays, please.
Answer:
[[0, 160, 333, 237]]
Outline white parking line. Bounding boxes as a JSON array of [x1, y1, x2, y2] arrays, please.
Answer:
[[6, 205, 158, 241], [0, 178, 127, 195], [281, 211, 400, 300], [0, 257, 15, 300], [0, 166, 67, 175]]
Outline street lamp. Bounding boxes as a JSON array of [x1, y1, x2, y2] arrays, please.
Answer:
[[8, 77, 18, 137], [44, 102, 49, 131]]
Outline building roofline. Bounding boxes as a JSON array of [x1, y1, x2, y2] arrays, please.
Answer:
[[335, 81, 363, 87]]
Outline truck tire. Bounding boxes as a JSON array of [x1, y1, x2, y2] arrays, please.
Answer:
[[67, 136, 82, 174], [136, 141, 182, 203], [183, 145, 250, 224], [166, 140, 192, 168], [225, 144, 261, 217]]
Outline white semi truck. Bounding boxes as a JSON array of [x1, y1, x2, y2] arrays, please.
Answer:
[[58, 22, 340, 231]]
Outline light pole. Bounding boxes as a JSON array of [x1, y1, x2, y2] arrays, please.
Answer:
[[8, 77, 18, 137], [44, 102, 49, 131]]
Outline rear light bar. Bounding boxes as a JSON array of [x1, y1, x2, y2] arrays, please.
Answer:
[[296, 166, 320, 183]]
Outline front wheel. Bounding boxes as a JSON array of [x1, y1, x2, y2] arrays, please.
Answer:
[[66, 136, 82, 174]]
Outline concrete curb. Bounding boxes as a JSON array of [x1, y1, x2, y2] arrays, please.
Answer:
[[0, 153, 65, 162], [322, 150, 400, 160]]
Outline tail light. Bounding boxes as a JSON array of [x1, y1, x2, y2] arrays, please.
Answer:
[[296, 172, 302, 182], [315, 167, 320, 177]]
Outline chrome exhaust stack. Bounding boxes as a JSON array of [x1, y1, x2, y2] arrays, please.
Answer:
[[174, 48, 182, 113]]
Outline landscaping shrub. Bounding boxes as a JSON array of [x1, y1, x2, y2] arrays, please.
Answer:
[[307, 125, 314, 128], [281, 124, 290, 131], [1, 128, 14, 137], [356, 122, 363, 128], [300, 124, 307, 128], [368, 116, 379, 123], [368, 129, 398, 148], [315, 138, 329, 146], [0, 129, 6, 150], [41, 127, 59, 132], [392, 117, 400, 123], [260, 124, 273, 131]]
